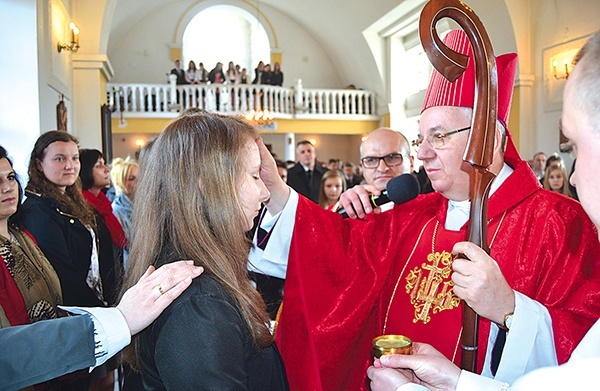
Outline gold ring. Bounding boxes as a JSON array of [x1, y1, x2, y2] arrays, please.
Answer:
[[157, 284, 165, 295]]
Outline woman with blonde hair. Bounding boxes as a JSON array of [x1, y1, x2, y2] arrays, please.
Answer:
[[121, 112, 288, 389], [543, 162, 572, 197], [110, 157, 138, 265], [318, 169, 346, 211]]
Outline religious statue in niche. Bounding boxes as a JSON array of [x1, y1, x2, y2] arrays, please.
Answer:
[[56, 95, 68, 131]]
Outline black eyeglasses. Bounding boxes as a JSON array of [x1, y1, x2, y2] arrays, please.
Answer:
[[411, 126, 471, 151], [360, 153, 405, 169]]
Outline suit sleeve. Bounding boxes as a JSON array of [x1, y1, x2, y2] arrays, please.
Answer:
[[0, 316, 95, 391]]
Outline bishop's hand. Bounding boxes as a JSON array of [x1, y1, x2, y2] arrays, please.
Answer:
[[451, 241, 515, 325]]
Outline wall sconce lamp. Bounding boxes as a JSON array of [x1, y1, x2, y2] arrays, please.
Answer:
[[552, 57, 571, 80], [134, 138, 146, 148], [57, 21, 80, 53]]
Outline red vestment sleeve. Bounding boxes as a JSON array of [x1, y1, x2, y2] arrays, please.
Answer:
[[275, 195, 417, 391]]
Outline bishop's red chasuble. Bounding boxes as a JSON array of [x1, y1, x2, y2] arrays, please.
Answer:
[[275, 157, 600, 391]]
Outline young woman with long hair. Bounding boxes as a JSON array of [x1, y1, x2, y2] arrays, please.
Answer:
[[121, 112, 288, 389], [18, 131, 103, 307], [110, 156, 138, 266], [0, 145, 62, 327], [16, 131, 112, 389], [79, 149, 126, 305], [318, 169, 346, 211], [543, 162, 572, 197]]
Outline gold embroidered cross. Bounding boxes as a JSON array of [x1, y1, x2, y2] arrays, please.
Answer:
[[405, 250, 460, 324]]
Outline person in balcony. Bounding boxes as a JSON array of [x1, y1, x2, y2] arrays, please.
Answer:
[[208, 62, 227, 111], [271, 62, 284, 86], [252, 61, 265, 84], [226, 61, 240, 109], [196, 62, 209, 84], [184, 60, 197, 84], [226, 61, 239, 84], [170, 59, 187, 85]]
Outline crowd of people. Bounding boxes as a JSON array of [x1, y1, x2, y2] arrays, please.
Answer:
[[2, 28, 600, 391], [170, 59, 284, 87], [0, 132, 145, 390]]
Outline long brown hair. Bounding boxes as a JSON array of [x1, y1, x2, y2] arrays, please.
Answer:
[[318, 169, 346, 209], [26, 131, 95, 227], [121, 112, 272, 368], [543, 163, 572, 197]]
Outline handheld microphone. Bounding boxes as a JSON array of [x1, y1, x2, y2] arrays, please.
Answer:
[[337, 173, 420, 218]]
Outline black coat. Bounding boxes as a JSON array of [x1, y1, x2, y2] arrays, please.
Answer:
[[139, 275, 289, 390], [286, 164, 327, 203], [19, 192, 107, 307], [270, 71, 284, 86], [345, 174, 362, 189], [170, 68, 187, 85]]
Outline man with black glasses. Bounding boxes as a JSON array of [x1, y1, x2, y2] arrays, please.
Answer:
[[359, 128, 413, 196]]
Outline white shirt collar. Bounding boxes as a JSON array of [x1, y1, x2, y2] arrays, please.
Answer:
[[445, 163, 514, 231]]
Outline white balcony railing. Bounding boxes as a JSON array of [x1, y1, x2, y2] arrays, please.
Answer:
[[107, 76, 377, 120]]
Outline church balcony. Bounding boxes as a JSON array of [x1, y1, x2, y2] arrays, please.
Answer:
[[106, 77, 378, 122]]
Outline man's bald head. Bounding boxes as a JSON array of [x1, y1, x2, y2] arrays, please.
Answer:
[[359, 128, 413, 190]]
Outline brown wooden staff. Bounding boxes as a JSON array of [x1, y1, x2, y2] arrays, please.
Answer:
[[419, 0, 498, 372]]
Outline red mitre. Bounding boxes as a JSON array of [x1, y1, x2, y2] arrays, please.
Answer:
[[421, 29, 522, 164]]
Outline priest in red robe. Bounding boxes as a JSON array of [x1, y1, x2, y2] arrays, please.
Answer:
[[256, 30, 600, 391]]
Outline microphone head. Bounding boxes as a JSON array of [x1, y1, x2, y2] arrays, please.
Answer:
[[386, 174, 420, 204]]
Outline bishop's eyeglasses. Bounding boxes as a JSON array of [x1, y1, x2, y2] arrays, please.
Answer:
[[360, 153, 406, 169], [411, 126, 471, 152]]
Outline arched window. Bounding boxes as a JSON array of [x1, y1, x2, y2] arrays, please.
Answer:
[[182, 5, 270, 77]]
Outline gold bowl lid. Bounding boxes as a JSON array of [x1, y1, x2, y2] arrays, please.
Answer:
[[372, 335, 412, 358]]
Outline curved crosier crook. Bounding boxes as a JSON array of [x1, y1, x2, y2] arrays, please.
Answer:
[[419, 0, 499, 373]]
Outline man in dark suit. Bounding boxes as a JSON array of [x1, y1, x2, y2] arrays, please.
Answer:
[[343, 162, 362, 188], [286, 140, 326, 203], [170, 60, 187, 85]]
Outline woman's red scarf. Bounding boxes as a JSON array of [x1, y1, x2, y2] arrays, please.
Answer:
[[82, 190, 128, 248]]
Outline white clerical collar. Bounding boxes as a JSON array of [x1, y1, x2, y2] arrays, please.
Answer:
[[445, 163, 514, 231]]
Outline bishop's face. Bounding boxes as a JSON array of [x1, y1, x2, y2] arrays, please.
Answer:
[[417, 106, 473, 201]]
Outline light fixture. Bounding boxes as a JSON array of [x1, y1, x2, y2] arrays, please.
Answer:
[[134, 138, 146, 148], [552, 57, 571, 80], [244, 109, 275, 126], [57, 21, 80, 53]]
